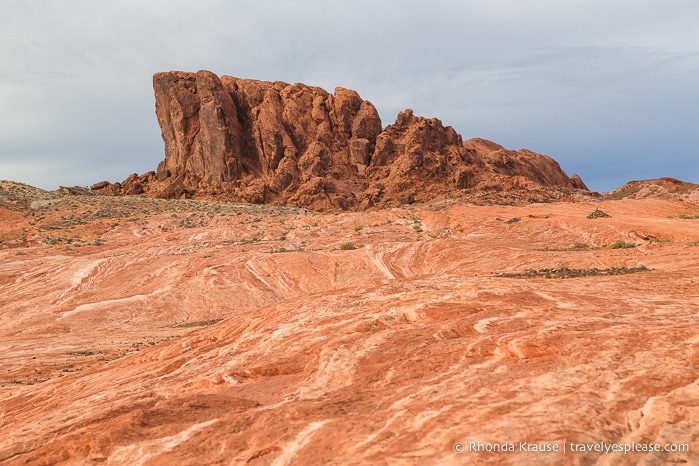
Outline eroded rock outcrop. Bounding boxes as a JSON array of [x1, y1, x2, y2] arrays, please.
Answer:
[[93, 70, 590, 210], [604, 177, 699, 200]]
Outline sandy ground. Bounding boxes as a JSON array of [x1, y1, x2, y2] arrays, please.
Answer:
[[1, 186, 698, 465]]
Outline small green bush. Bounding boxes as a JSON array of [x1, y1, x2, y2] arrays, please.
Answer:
[[340, 242, 365, 250], [506, 217, 521, 224], [608, 240, 636, 249]]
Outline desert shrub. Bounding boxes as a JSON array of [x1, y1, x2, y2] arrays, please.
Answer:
[[587, 209, 611, 219], [506, 217, 521, 224], [340, 242, 365, 250], [171, 318, 223, 328], [608, 240, 636, 249], [407, 215, 423, 232], [497, 265, 649, 279]]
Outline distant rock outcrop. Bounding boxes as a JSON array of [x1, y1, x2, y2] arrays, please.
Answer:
[[604, 177, 699, 200], [92, 70, 591, 210]]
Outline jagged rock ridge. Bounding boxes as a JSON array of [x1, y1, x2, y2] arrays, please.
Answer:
[[93, 70, 590, 210]]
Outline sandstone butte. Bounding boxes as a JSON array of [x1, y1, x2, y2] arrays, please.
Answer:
[[91, 70, 591, 210], [1, 74, 699, 465]]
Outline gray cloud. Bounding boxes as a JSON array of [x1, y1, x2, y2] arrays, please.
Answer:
[[1, 0, 698, 192]]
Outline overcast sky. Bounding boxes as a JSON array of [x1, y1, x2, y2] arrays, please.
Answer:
[[1, 0, 698, 192]]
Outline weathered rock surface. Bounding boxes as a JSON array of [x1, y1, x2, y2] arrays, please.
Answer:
[[2, 183, 699, 464], [92, 71, 591, 210], [604, 177, 699, 200]]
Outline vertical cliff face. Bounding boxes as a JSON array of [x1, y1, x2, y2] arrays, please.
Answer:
[[153, 71, 245, 184], [93, 70, 591, 210], [147, 71, 385, 210]]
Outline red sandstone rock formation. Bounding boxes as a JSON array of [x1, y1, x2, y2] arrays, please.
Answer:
[[92, 70, 590, 209], [604, 177, 699, 200]]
